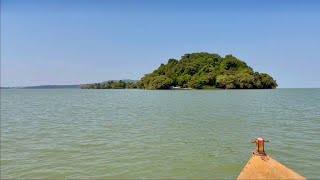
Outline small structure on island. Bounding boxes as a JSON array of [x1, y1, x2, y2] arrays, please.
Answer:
[[237, 138, 305, 179], [170, 86, 182, 90], [170, 86, 192, 90]]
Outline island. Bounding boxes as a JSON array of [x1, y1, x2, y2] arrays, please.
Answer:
[[81, 52, 278, 90]]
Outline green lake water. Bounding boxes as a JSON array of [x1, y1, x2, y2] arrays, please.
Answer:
[[1, 89, 319, 179]]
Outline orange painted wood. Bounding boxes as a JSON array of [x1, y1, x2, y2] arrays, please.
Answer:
[[237, 155, 305, 179]]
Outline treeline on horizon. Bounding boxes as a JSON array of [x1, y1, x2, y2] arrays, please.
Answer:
[[81, 52, 278, 90], [80, 80, 137, 89]]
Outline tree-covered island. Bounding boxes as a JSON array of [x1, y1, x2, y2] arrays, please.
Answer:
[[81, 52, 277, 90]]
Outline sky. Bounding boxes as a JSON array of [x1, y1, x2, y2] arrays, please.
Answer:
[[1, 0, 320, 88]]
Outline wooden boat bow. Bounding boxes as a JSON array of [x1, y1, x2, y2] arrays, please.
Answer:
[[237, 138, 306, 180]]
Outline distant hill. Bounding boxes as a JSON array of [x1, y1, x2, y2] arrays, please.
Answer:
[[21, 85, 81, 89], [1, 80, 139, 89], [0, 85, 81, 89], [0, 87, 12, 89]]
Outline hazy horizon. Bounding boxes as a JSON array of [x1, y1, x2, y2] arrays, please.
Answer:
[[1, 0, 320, 88]]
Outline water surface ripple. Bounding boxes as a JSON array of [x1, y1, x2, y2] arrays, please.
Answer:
[[1, 89, 319, 179]]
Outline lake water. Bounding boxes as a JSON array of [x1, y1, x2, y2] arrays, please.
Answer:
[[1, 89, 319, 179]]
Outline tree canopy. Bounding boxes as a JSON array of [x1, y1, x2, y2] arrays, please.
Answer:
[[81, 52, 277, 90], [139, 52, 277, 89]]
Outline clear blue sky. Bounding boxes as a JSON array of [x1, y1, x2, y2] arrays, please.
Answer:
[[1, 0, 320, 87]]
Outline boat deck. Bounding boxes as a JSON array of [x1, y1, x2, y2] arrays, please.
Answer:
[[237, 155, 305, 179]]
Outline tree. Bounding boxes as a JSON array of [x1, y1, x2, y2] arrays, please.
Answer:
[[148, 75, 174, 89], [177, 74, 191, 86]]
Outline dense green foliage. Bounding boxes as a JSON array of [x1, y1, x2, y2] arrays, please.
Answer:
[[81, 80, 138, 89], [81, 52, 277, 90], [139, 52, 277, 89]]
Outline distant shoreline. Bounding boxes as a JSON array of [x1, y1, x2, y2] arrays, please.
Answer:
[[0, 85, 80, 89], [1, 87, 319, 90]]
